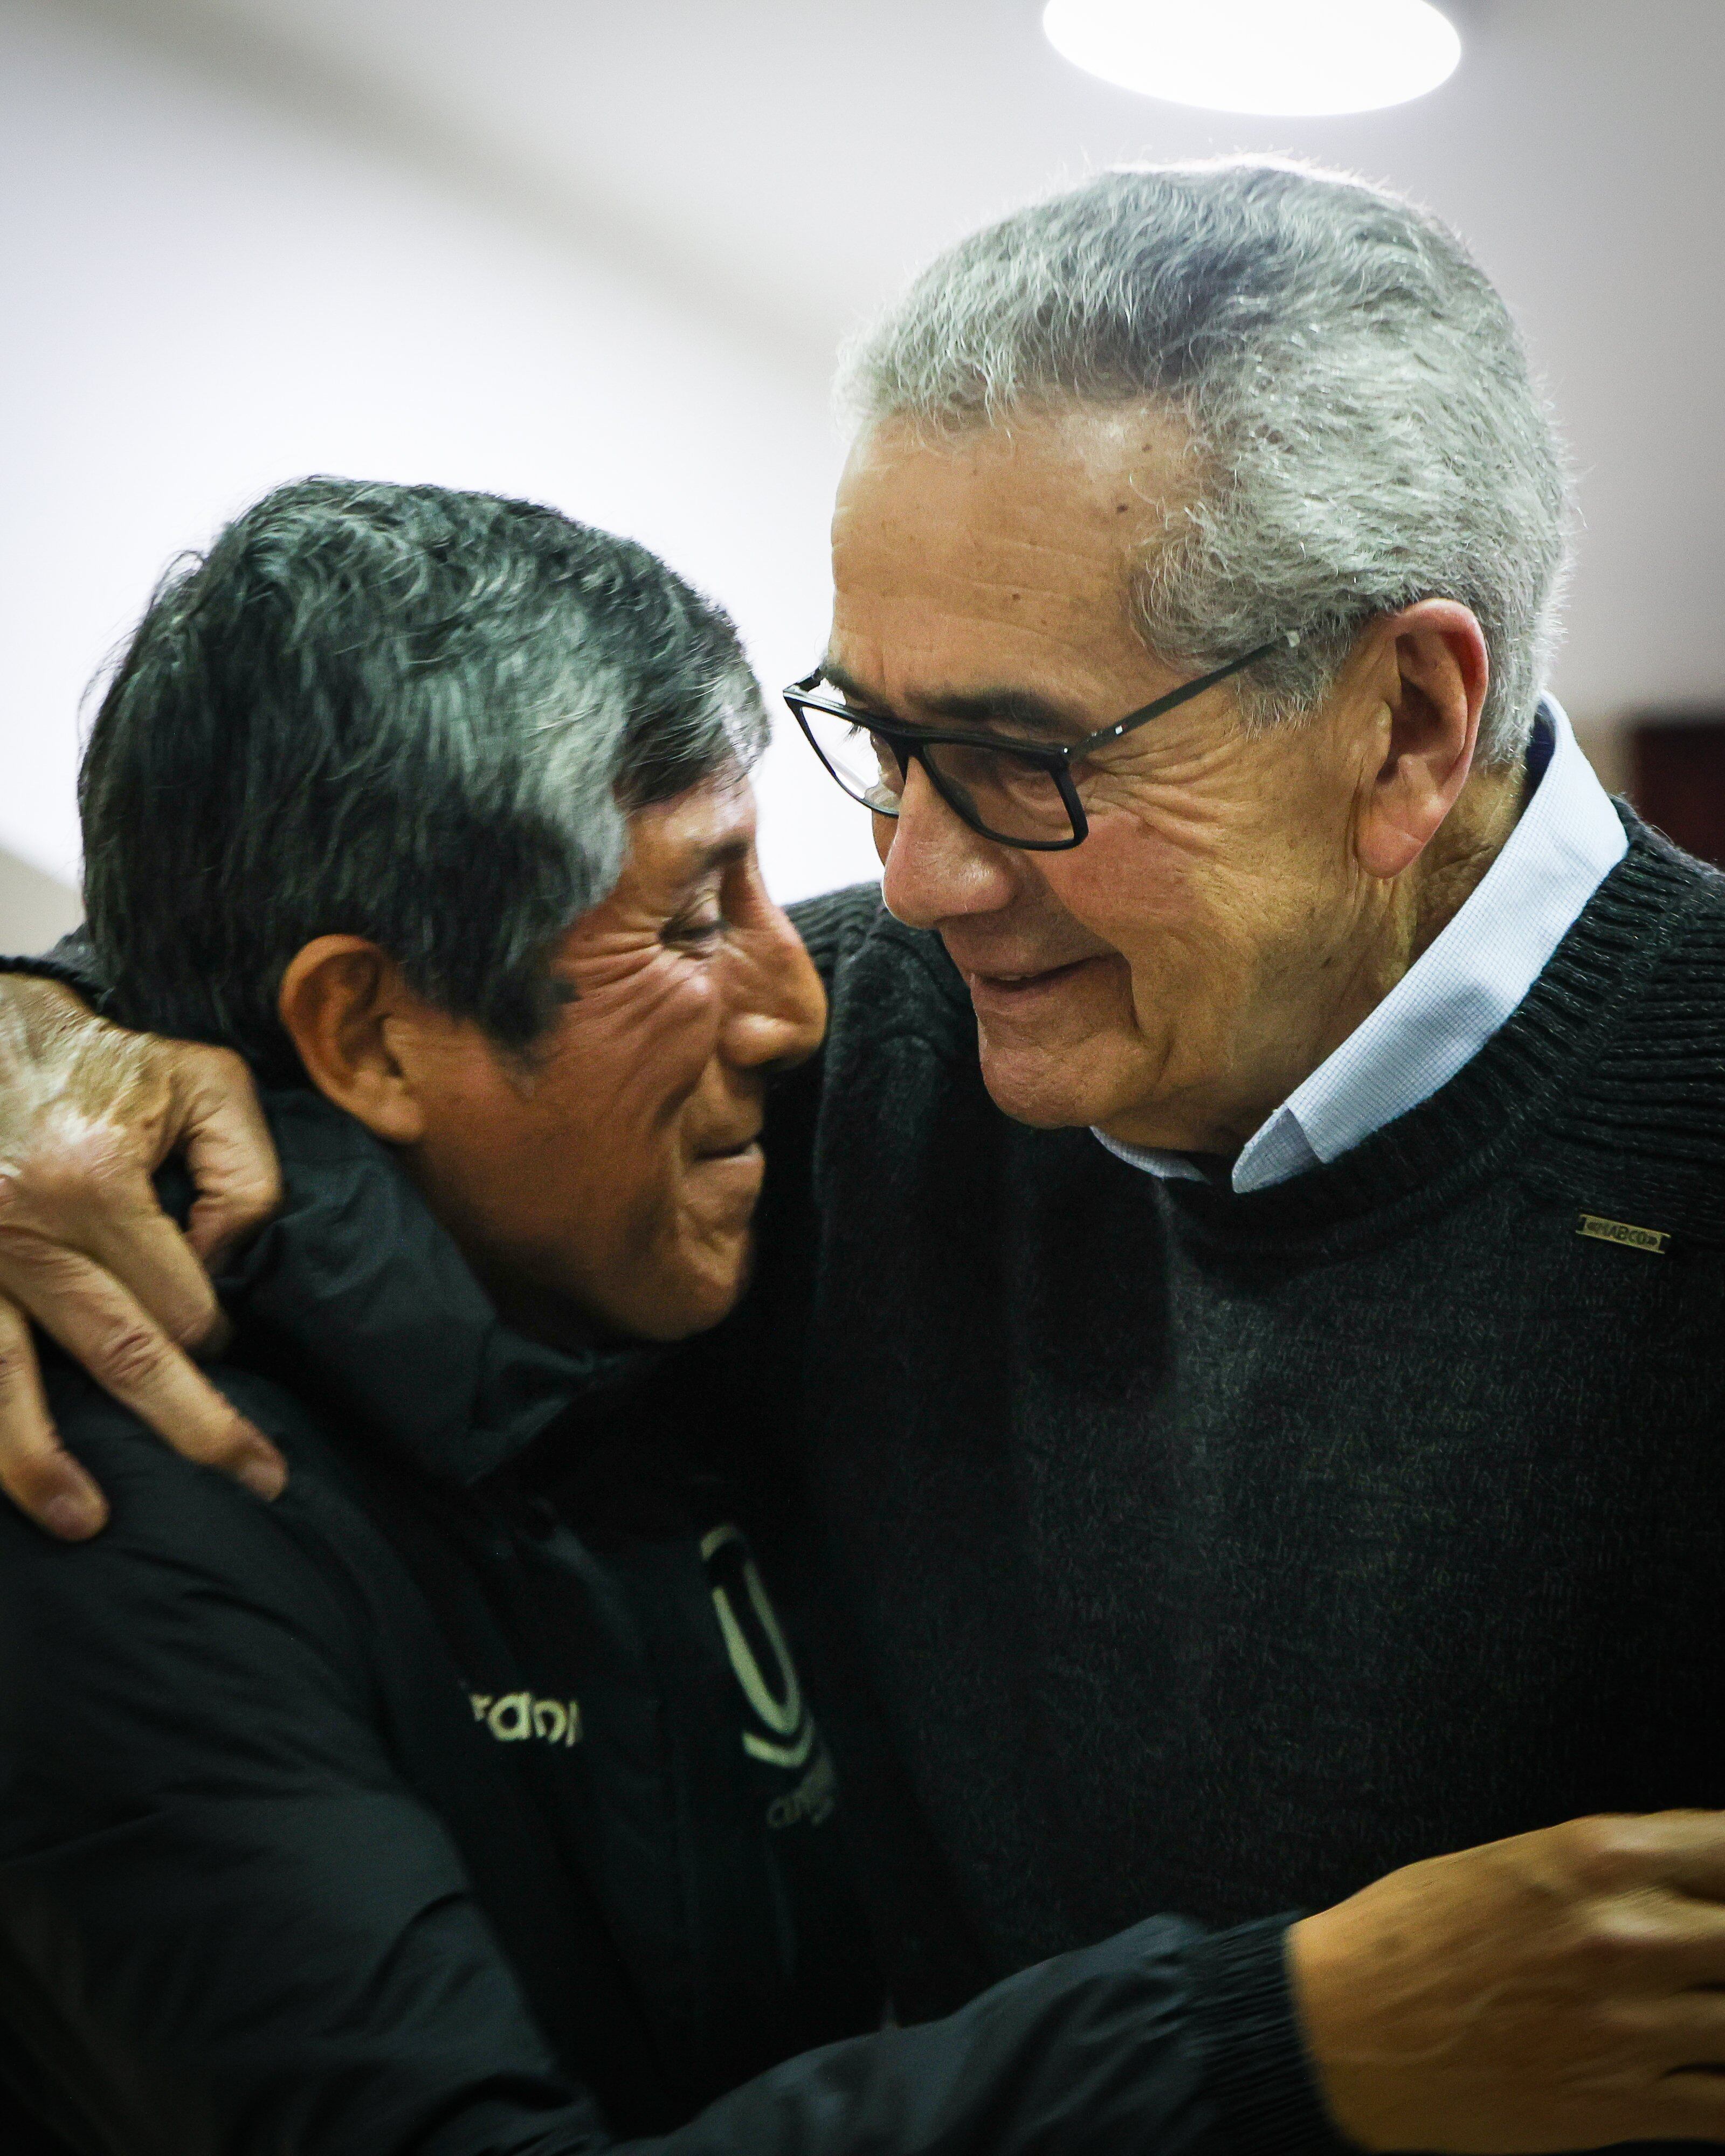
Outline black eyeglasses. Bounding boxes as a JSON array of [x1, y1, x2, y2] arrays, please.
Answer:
[[784, 633, 1298, 851]]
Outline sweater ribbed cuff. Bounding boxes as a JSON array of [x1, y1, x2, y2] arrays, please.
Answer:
[[1186, 1915, 1354, 2156]]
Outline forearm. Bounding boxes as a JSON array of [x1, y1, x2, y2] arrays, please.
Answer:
[[6, 1858, 1328, 2156], [615, 1915, 1334, 2156]]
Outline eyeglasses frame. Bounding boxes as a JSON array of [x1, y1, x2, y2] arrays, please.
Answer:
[[784, 631, 1299, 852]]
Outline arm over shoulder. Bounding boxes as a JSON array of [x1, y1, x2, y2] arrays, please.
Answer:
[[0, 1386, 603, 2156], [0, 1383, 1337, 2156]]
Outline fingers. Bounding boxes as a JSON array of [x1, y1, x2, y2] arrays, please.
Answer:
[[1645, 1990, 1725, 2067], [0, 1293, 108, 1539], [66, 1151, 228, 1355], [1519, 1812, 1725, 1945], [1625, 1894, 1725, 1992], [1589, 1810, 1725, 1908], [0, 999, 287, 1524], [1647, 2071, 1725, 2142], [169, 1045, 281, 1269], [4, 1246, 285, 1506], [1497, 1815, 1725, 1994]]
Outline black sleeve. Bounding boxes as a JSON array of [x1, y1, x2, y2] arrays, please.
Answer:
[[0, 1404, 1343, 2156], [0, 1398, 609, 2156], [0, 928, 105, 1003], [623, 1914, 1341, 2156]]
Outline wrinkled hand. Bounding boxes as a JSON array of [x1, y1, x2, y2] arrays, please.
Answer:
[[1290, 1809, 1725, 2151], [0, 976, 286, 1537]]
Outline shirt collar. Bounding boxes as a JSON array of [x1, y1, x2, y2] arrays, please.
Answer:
[[1095, 696, 1629, 1193]]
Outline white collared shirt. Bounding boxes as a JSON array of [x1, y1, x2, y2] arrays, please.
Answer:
[[1094, 696, 1629, 1194]]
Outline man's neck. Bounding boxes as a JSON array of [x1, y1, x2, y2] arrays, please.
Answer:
[[1317, 759, 1528, 1046], [1266, 759, 1529, 1137], [1406, 758, 1528, 970]]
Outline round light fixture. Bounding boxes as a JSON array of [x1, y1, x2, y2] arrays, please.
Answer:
[[1043, 0, 1461, 116]]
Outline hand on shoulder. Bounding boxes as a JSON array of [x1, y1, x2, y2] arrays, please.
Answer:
[[0, 972, 286, 1536]]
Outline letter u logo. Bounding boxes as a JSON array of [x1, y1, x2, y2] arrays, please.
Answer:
[[700, 1524, 815, 1770]]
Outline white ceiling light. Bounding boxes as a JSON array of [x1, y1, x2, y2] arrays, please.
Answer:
[[1043, 0, 1461, 116]]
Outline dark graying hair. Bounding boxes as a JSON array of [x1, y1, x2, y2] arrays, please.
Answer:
[[841, 160, 1570, 765], [80, 476, 767, 1079]]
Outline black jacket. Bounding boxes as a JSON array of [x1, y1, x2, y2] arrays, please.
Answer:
[[0, 1084, 1337, 2156]]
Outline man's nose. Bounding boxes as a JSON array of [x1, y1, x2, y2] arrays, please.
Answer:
[[720, 896, 828, 1074], [877, 759, 1019, 930]]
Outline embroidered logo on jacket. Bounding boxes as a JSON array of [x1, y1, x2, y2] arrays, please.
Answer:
[[468, 1691, 583, 1746], [700, 1523, 816, 1773]]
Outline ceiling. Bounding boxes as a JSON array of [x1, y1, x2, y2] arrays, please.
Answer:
[[42, 0, 1724, 731]]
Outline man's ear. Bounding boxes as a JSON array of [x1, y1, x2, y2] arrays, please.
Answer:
[[277, 938, 427, 1144], [1353, 600, 1492, 882]]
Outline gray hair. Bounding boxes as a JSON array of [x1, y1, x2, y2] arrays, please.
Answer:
[[841, 160, 1569, 765], [81, 476, 767, 1080]]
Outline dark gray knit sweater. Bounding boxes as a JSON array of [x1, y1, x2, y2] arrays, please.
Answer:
[[713, 810, 1725, 2027]]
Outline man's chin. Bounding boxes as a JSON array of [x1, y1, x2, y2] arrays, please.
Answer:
[[631, 1227, 756, 1343], [961, 952, 1143, 1123], [974, 1033, 1113, 1130]]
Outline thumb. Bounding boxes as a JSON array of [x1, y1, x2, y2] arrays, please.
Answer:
[[170, 1046, 282, 1269]]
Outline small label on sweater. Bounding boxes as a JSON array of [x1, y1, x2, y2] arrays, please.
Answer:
[[1577, 1213, 1671, 1255]]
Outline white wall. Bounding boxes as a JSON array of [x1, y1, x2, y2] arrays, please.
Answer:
[[10, 0, 1722, 953], [0, 0, 885, 925], [0, 846, 82, 951], [220, 0, 1725, 733]]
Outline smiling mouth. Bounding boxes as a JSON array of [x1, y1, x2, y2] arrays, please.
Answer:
[[962, 957, 1101, 1001], [695, 1133, 763, 1163]]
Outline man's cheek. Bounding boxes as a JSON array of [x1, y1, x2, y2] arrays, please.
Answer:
[[1051, 829, 1199, 953], [1085, 777, 1250, 869], [1067, 810, 1278, 955], [555, 997, 719, 1123]]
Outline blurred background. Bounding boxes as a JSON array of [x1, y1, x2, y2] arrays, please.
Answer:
[[3, 0, 1723, 948]]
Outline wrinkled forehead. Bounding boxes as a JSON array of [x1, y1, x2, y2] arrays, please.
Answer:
[[827, 404, 1194, 704], [624, 764, 757, 873]]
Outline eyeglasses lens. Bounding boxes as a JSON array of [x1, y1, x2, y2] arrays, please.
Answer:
[[800, 708, 904, 813], [799, 707, 1076, 845], [922, 739, 1074, 845]]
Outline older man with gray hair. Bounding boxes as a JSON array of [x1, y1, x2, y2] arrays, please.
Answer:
[[5, 161, 1725, 2152]]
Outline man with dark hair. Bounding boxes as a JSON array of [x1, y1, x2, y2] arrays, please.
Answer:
[[78, 478, 760, 1076], [9, 165, 1725, 2153]]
